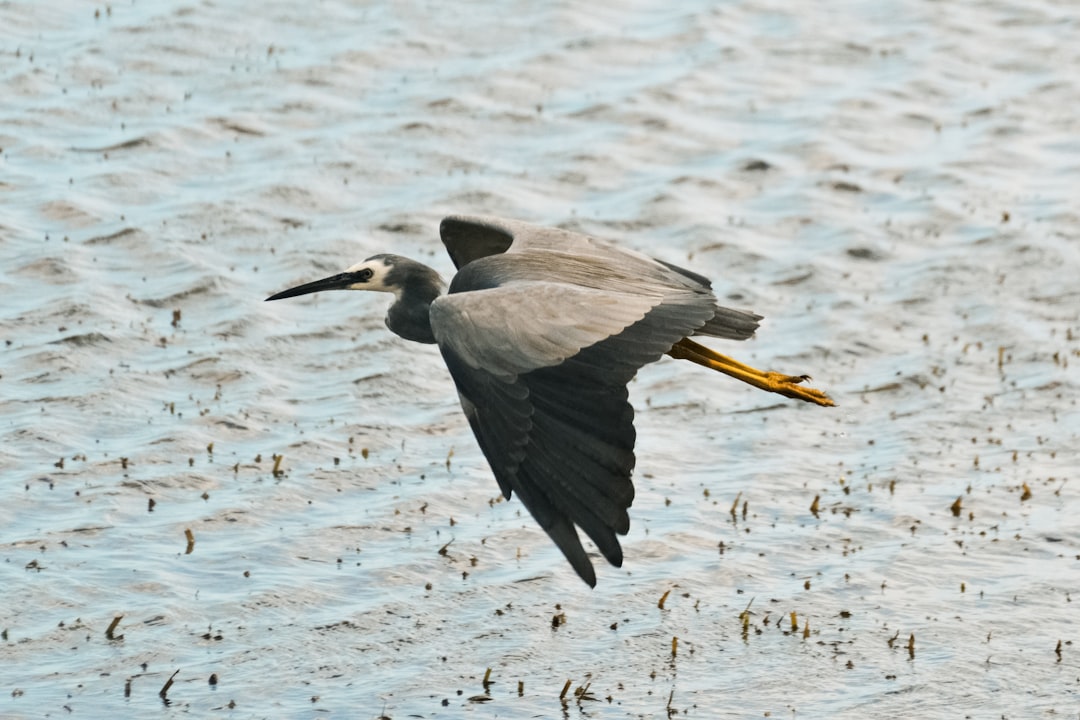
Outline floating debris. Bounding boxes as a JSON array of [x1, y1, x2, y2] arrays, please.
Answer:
[[739, 599, 754, 642], [574, 681, 596, 702], [159, 669, 179, 701], [105, 615, 123, 640], [184, 528, 195, 554], [658, 589, 671, 610]]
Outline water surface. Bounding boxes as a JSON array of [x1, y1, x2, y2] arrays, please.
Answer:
[[2, 1, 1078, 717]]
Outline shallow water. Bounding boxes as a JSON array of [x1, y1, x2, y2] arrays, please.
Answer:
[[2, 1, 1078, 717]]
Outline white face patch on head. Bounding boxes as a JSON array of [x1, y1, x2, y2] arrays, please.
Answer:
[[344, 257, 398, 295]]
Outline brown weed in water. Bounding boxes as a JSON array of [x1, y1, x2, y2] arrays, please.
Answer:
[[159, 669, 179, 701], [105, 615, 123, 640]]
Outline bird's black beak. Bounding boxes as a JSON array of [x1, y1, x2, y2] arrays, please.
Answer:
[[265, 272, 355, 301]]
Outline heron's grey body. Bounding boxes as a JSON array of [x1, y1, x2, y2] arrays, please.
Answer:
[[267, 215, 763, 586]]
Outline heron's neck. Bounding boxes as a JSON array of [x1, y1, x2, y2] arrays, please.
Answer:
[[385, 267, 444, 344]]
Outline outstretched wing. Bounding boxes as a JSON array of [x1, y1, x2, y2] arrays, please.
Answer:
[[429, 252, 716, 586], [439, 215, 761, 341], [440, 214, 703, 280]]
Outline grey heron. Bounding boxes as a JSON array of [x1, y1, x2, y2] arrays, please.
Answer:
[[266, 215, 833, 586]]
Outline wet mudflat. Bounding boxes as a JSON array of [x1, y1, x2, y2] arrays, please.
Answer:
[[2, 1, 1078, 717]]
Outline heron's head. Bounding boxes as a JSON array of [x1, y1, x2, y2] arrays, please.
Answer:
[[266, 254, 417, 302]]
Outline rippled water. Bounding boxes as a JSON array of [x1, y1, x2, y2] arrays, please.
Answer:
[[3, 1, 1078, 717]]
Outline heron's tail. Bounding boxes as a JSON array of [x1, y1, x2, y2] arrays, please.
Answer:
[[693, 305, 762, 341]]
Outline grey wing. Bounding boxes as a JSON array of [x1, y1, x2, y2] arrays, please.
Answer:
[[439, 214, 761, 341], [441, 214, 682, 273], [430, 283, 714, 586]]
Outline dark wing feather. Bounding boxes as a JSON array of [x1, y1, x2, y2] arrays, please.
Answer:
[[440, 216, 514, 269]]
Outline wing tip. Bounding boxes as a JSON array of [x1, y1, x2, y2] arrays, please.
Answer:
[[439, 215, 516, 269]]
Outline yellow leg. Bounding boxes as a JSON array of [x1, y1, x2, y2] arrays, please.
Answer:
[[667, 338, 835, 407]]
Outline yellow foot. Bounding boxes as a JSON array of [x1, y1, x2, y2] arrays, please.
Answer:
[[757, 371, 834, 406]]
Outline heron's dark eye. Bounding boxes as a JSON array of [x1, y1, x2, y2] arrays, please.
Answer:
[[355, 268, 373, 282]]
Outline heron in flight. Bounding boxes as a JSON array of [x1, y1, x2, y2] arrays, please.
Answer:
[[267, 215, 832, 586]]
